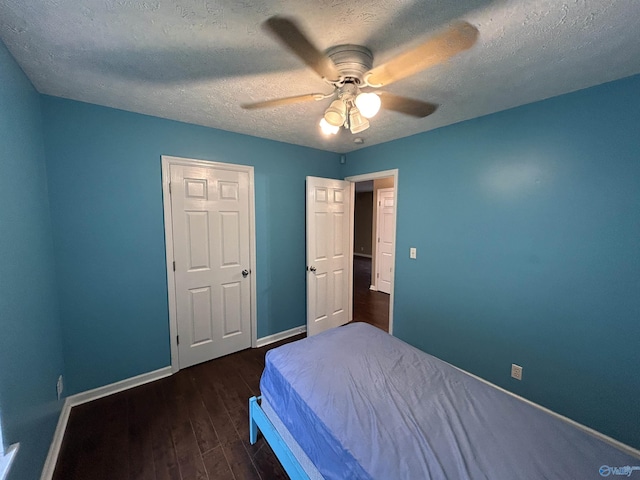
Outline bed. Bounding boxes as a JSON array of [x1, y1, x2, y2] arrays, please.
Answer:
[[249, 322, 640, 479]]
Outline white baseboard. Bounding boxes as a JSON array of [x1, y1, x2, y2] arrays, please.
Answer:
[[40, 366, 172, 480], [66, 366, 172, 408], [369, 285, 378, 291], [1, 443, 19, 480], [256, 325, 306, 348], [353, 253, 372, 258], [40, 401, 71, 480]]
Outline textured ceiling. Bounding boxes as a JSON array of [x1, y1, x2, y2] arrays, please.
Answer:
[[1, 0, 640, 153]]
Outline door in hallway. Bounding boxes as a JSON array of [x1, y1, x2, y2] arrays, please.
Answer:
[[375, 188, 395, 294]]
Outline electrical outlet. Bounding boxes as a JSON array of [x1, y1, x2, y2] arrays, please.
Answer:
[[56, 375, 64, 400], [511, 364, 523, 381]]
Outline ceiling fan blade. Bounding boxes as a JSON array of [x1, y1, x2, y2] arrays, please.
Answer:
[[241, 93, 327, 110], [263, 16, 341, 82], [365, 21, 479, 87], [380, 93, 438, 117]]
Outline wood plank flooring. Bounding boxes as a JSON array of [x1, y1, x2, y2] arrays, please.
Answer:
[[53, 256, 387, 479], [352, 256, 390, 332], [52, 336, 302, 480]]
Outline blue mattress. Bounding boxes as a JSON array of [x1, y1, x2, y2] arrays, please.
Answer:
[[260, 322, 639, 480]]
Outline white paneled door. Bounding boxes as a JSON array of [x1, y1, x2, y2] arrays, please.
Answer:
[[376, 188, 395, 294], [306, 177, 351, 336], [169, 162, 252, 368]]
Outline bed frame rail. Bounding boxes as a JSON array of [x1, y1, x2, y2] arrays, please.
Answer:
[[249, 396, 310, 480]]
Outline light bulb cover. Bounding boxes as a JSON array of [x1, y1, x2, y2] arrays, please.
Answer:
[[354, 92, 381, 118], [349, 106, 370, 134], [324, 99, 347, 127], [319, 118, 339, 135]]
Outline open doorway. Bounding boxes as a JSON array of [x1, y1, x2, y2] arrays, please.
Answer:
[[348, 172, 397, 333]]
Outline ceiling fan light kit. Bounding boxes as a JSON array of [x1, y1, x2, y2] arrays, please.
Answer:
[[242, 16, 479, 139], [320, 82, 377, 135]]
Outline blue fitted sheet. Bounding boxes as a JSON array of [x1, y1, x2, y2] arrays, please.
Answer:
[[260, 322, 639, 480]]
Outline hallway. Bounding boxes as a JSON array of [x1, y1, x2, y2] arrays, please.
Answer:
[[352, 256, 390, 332]]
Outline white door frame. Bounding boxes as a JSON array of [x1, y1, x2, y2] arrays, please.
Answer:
[[345, 169, 398, 335], [161, 155, 258, 373]]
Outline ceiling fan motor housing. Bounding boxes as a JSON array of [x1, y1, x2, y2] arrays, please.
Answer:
[[326, 44, 374, 85]]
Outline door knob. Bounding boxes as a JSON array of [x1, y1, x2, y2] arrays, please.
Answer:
[[242, 269, 249, 278], [309, 266, 316, 272]]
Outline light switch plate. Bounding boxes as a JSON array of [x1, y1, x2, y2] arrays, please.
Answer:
[[410, 247, 417, 259]]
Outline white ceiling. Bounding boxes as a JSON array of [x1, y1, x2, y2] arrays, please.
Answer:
[[1, 0, 639, 153]]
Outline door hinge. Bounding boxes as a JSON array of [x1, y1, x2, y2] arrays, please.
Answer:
[[176, 335, 180, 345], [377, 273, 379, 278], [378, 237, 380, 243], [169, 182, 172, 194], [173, 261, 176, 271]]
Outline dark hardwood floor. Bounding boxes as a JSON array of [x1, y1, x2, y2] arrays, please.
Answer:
[[52, 336, 303, 480], [53, 258, 388, 479], [352, 255, 390, 332]]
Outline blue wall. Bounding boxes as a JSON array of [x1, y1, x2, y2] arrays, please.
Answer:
[[41, 97, 341, 395], [342, 75, 640, 448], [0, 42, 66, 479], [3, 34, 639, 475]]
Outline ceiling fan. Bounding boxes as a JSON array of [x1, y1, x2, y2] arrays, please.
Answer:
[[241, 16, 479, 136]]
